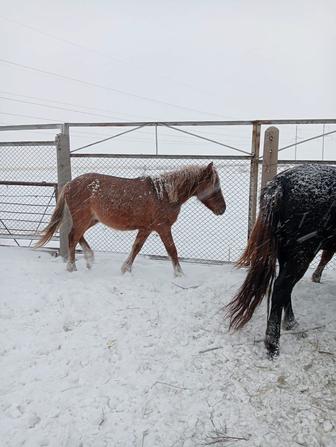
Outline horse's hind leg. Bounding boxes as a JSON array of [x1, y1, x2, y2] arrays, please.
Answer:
[[67, 218, 94, 272], [157, 227, 183, 276], [283, 300, 299, 330], [79, 236, 94, 269], [67, 226, 81, 272], [121, 229, 150, 273], [312, 249, 334, 283], [265, 249, 315, 358]]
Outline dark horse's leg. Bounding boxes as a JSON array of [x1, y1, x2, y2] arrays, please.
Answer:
[[157, 227, 183, 276], [312, 249, 334, 283], [282, 300, 299, 331], [265, 248, 316, 358], [121, 229, 150, 273]]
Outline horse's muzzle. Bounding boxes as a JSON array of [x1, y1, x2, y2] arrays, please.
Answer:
[[216, 204, 226, 215]]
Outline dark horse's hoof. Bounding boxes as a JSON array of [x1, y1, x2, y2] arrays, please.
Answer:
[[282, 319, 299, 331], [311, 273, 321, 283], [264, 336, 280, 359]]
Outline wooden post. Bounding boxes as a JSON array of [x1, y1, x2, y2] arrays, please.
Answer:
[[56, 124, 72, 259], [248, 122, 261, 236], [261, 126, 279, 189]]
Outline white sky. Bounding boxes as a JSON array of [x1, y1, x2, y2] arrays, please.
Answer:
[[0, 0, 335, 157]]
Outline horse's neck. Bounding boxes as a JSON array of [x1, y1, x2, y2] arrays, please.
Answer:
[[174, 177, 198, 204]]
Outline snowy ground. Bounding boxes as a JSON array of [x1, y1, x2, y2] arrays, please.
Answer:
[[1, 247, 336, 447]]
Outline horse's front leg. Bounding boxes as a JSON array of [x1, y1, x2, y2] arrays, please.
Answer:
[[121, 229, 150, 274], [157, 227, 183, 277]]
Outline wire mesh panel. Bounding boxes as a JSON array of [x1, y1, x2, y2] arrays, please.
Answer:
[[71, 155, 251, 263], [0, 142, 57, 246], [0, 183, 58, 246], [0, 142, 57, 183]]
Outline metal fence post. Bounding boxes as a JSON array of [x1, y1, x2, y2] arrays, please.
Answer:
[[261, 126, 279, 189], [248, 122, 261, 236], [56, 123, 72, 259]]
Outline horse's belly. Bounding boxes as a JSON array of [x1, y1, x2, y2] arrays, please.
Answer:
[[94, 203, 152, 231]]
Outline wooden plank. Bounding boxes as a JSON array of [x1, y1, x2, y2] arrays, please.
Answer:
[[56, 126, 72, 259], [248, 122, 261, 236], [261, 126, 279, 189]]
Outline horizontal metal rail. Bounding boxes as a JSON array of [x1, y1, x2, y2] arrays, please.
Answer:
[[0, 201, 55, 207], [70, 153, 251, 160], [67, 119, 336, 127], [0, 209, 52, 216], [0, 124, 62, 131], [1, 120, 335, 133], [0, 233, 59, 241], [277, 159, 336, 165], [0, 180, 57, 187], [0, 141, 56, 147], [1, 218, 49, 224]]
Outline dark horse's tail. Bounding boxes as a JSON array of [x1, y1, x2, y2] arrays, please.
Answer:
[[226, 181, 283, 330], [35, 184, 68, 248]]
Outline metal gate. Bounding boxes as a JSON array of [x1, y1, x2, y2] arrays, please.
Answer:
[[0, 141, 58, 247]]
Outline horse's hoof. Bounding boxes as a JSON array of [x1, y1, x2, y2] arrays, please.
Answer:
[[264, 336, 280, 359], [282, 319, 299, 331], [174, 266, 184, 278], [121, 263, 132, 274], [311, 273, 321, 283], [85, 254, 94, 270], [66, 262, 77, 272]]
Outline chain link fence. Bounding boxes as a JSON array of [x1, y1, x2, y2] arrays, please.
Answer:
[[71, 154, 251, 263], [0, 142, 58, 246], [1, 121, 335, 266]]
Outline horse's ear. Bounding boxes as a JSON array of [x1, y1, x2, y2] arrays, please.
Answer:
[[206, 162, 214, 175]]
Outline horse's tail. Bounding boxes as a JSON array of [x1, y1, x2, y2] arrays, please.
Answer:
[[226, 181, 283, 330], [35, 184, 68, 248]]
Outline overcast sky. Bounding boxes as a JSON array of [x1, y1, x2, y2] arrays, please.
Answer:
[[0, 0, 335, 156]]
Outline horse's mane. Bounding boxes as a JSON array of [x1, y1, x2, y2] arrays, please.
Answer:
[[150, 164, 217, 202]]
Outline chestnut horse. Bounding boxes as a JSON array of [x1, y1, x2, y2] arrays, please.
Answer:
[[36, 163, 226, 275], [226, 164, 336, 358]]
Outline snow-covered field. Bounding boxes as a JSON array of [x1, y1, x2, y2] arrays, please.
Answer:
[[1, 246, 336, 447]]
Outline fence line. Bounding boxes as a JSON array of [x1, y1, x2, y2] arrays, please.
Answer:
[[1, 119, 336, 263]]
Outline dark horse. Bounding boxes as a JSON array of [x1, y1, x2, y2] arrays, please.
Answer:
[[226, 164, 336, 358], [36, 163, 226, 275]]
